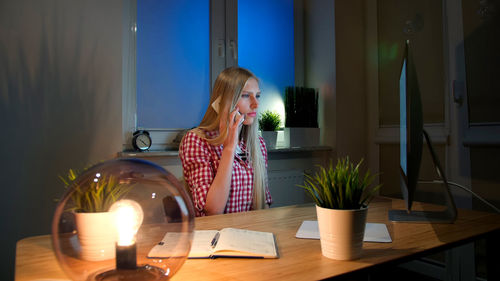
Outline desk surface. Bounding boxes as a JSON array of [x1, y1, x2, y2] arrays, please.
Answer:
[[16, 197, 500, 281]]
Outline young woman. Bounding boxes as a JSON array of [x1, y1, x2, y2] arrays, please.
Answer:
[[179, 67, 272, 216]]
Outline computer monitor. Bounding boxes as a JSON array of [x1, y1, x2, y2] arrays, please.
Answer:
[[398, 43, 422, 212], [388, 40, 457, 223]]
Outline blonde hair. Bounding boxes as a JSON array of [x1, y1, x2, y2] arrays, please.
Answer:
[[192, 67, 267, 210]]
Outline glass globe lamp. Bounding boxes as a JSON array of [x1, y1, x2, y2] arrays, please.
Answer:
[[52, 159, 195, 281]]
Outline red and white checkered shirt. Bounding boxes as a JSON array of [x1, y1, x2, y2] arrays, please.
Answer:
[[179, 130, 272, 217]]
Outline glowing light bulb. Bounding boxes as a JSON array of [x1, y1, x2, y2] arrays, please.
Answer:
[[109, 199, 144, 246]]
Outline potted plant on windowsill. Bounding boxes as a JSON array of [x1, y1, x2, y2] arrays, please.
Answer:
[[299, 157, 381, 260], [59, 169, 133, 261], [258, 110, 281, 149], [284, 86, 319, 147]]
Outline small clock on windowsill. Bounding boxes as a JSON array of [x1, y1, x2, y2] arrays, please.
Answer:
[[132, 130, 152, 151]]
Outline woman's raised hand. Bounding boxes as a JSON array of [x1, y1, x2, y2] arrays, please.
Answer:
[[222, 107, 244, 151]]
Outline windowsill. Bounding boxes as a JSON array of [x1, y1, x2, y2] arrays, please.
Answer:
[[119, 145, 332, 158], [119, 150, 179, 158], [269, 145, 332, 153]]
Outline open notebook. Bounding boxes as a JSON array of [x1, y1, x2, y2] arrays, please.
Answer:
[[295, 221, 392, 243], [148, 228, 279, 259]]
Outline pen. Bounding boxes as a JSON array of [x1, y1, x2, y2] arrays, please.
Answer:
[[210, 232, 220, 248]]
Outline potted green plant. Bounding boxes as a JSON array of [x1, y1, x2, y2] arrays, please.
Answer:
[[59, 168, 132, 213], [299, 157, 381, 260], [59, 168, 133, 261], [258, 110, 281, 149]]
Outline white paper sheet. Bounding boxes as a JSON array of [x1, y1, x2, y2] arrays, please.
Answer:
[[295, 220, 392, 243]]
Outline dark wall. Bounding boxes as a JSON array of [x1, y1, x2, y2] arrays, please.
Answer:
[[0, 0, 124, 279]]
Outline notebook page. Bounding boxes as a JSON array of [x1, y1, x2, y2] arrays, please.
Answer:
[[214, 228, 277, 257], [147, 232, 191, 258], [189, 230, 219, 258]]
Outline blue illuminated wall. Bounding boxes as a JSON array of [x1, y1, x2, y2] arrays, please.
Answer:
[[137, 0, 209, 129], [238, 0, 294, 121]]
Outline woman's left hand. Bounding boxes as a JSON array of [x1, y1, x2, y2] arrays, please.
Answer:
[[222, 107, 244, 152]]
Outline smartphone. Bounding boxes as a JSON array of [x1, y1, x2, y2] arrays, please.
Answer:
[[235, 111, 245, 124]]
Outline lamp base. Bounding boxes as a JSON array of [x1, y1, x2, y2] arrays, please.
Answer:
[[93, 265, 166, 281], [115, 244, 137, 269]]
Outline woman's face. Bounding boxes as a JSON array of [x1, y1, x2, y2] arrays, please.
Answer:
[[236, 78, 260, 125]]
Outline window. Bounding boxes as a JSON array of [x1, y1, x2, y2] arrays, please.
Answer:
[[137, 0, 209, 129], [238, 0, 294, 119], [123, 0, 296, 150]]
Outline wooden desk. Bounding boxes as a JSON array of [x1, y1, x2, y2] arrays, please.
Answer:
[[15, 197, 500, 281]]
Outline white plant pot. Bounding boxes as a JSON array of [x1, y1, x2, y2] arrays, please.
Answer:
[[261, 131, 278, 149], [283, 127, 320, 147], [316, 205, 367, 260], [74, 212, 117, 261]]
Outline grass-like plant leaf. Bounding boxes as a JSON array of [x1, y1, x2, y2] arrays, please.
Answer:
[[59, 168, 134, 213], [298, 157, 381, 209]]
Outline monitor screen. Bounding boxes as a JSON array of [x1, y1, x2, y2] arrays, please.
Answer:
[[400, 59, 407, 177], [399, 40, 423, 211]]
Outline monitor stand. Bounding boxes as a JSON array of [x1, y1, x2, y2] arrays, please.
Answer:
[[388, 209, 456, 223], [389, 130, 457, 223]]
